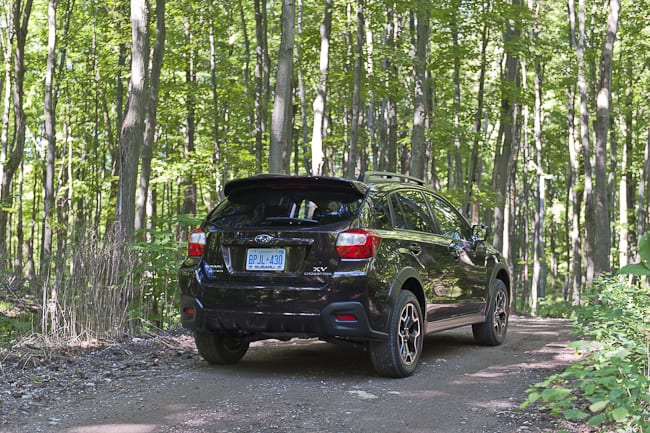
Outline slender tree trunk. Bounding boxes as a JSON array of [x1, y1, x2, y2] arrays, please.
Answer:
[[345, 0, 364, 179], [181, 17, 197, 220], [311, 0, 332, 177], [0, 0, 32, 268], [531, 52, 545, 312], [296, 0, 309, 175], [637, 127, 650, 243], [117, 0, 149, 241], [238, 0, 253, 143], [41, 0, 57, 278], [576, 0, 595, 286], [530, 0, 545, 312], [409, 3, 428, 180], [451, 10, 462, 189], [379, 4, 399, 173], [492, 0, 521, 260], [209, 1, 224, 202], [591, 0, 619, 277], [254, 0, 269, 172], [618, 66, 632, 269], [269, 0, 295, 174], [465, 20, 488, 223], [567, 0, 582, 304], [135, 0, 165, 233]]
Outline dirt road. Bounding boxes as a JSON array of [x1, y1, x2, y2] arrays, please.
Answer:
[[3, 316, 579, 433]]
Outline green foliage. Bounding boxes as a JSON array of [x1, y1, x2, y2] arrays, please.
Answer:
[[130, 225, 185, 331], [0, 307, 34, 347], [536, 296, 574, 318], [522, 278, 650, 432], [617, 232, 650, 276]]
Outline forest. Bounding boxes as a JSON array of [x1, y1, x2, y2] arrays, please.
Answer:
[[0, 0, 648, 340]]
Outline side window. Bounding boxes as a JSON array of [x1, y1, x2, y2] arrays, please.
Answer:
[[390, 190, 435, 233], [427, 194, 469, 240], [373, 195, 392, 230]]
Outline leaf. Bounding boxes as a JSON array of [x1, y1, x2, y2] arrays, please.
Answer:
[[610, 407, 630, 422], [521, 392, 540, 409], [616, 263, 650, 276], [563, 409, 589, 420], [541, 387, 572, 402], [589, 400, 609, 413], [588, 413, 607, 426], [639, 232, 650, 261]]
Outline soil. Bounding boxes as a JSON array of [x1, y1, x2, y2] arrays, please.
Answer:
[[1, 316, 591, 433]]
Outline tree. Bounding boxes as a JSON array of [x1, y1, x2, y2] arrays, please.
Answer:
[[345, 0, 365, 179], [135, 0, 165, 233], [0, 0, 32, 268], [591, 0, 620, 277], [117, 0, 149, 241], [41, 0, 57, 277], [409, 2, 428, 180], [311, 0, 333, 177], [269, 0, 295, 174]]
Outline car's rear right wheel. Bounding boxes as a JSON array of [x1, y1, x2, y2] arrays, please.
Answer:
[[370, 290, 423, 378], [472, 279, 509, 346], [194, 331, 250, 364]]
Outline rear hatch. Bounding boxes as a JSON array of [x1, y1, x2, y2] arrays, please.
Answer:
[[200, 175, 367, 285]]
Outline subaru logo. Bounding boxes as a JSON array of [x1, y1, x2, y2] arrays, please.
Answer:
[[255, 234, 273, 244]]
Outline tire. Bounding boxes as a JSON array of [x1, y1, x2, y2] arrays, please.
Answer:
[[194, 331, 250, 364], [472, 279, 509, 346], [370, 291, 423, 378]]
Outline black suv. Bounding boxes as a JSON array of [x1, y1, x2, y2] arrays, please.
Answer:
[[178, 172, 510, 377]]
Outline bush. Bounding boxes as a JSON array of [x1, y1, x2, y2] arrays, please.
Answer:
[[522, 279, 650, 432]]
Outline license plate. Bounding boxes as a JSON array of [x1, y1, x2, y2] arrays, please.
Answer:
[[246, 248, 286, 271]]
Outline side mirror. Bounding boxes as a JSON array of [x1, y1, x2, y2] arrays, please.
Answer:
[[471, 224, 489, 243]]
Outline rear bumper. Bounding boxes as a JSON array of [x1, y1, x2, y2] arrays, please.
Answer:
[[180, 294, 387, 341]]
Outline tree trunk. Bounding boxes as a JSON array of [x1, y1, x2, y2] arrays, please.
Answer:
[[117, 0, 149, 242], [345, 0, 364, 179], [591, 0, 619, 277], [0, 0, 33, 268], [566, 0, 581, 304], [209, 1, 224, 203], [269, 0, 295, 174], [311, 0, 332, 177], [182, 17, 197, 219], [465, 21, 488, 223], [637, 127, 650, 244], [254, 0, 269, 173], [531, 46, 545, 312], [409, 4, 428, 180], [618, 65, 632, 269], [451, 10, 462, 189], [135, 0, 165, 233], [492, 0, 521, 260], [379, 5, 399, 173], [576, 0, 595, 286], [41, 0, 57, 278]]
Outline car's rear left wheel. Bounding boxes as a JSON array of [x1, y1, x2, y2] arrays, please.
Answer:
[[370, 290, 423, 378], [194, 331, 250, 364]]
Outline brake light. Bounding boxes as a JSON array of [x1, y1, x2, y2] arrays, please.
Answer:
[[187, 228, 206, 257], [336, 229, 381, 259]]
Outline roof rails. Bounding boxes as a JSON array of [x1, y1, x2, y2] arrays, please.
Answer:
[[359, 171, 425, 186]]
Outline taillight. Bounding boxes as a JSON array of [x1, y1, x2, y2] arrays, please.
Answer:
[[336, 229, 381, 259], [187, 228, 206, 257]]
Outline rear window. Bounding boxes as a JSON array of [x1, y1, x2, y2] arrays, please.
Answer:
[[206, 190, 362, 228]]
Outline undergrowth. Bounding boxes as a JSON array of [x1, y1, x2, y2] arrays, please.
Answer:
[[523, 233, 650, 433]]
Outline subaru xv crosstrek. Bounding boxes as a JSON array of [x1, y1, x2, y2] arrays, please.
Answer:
[[178, 172, 511, 377]]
